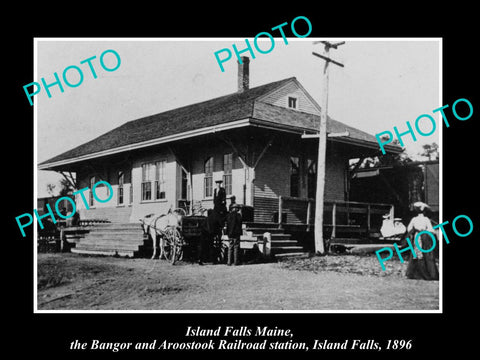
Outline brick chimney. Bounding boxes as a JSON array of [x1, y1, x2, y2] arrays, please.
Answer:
[[237, 56, 250, 93]]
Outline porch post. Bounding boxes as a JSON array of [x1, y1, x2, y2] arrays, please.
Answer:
[[331, 202, 337, 239], [188, 170, 193, 215], [278, 196, 283, 229], [367, 204, 371, 232], [306, 199, 312, 231]]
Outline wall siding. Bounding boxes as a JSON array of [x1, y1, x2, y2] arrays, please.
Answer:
[[253, 150, 290, 199], [253, 140, 347, 222], [73, 133, 348, 224], [79, 206, 132, 223], [191, 141, 245, 209], [324, 145, 347, 202], [76, 167, 134, 223], [130, 149, 177, 222], [253, 147, 290, 222], [259, 81, 320, 115]]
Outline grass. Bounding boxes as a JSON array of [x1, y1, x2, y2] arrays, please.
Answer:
[[278, 253, 410, 277], [36, 253, 439, 310], [38, 264, 72, 290]]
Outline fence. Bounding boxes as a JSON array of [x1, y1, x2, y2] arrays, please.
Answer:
[[275, 196, 393, 237]]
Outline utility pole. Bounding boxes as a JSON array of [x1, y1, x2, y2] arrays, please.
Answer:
[[312, 41, 345, 255]]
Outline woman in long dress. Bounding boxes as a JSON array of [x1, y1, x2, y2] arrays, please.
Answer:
[[405, 202, 439, 280]]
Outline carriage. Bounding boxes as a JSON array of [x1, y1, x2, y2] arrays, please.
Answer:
[[141, 202, 259, 264], [140, 205, 220, 265]]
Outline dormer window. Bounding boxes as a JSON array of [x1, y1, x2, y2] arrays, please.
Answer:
[[288, 96, 297, 109]]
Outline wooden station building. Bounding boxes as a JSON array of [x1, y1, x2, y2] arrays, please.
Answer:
[[38, 57, 404, 257]]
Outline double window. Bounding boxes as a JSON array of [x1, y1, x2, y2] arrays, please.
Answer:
[[118, 171, 124, 205], [204, 156, 214, 198], [307, 158, 317, 199], [88, 175, 110, 206], [141, 161, 166, 201], [290, 157, 300, 197], [223, 153, 233, 196], [129, 169, 133, 204], [290, 157, 317, 198], [288, 96, 297, 109], [204, 154, 233, 198], [155, 161, 166, 200], [180, 169, 188, 200], [89, 176, 96, 206]]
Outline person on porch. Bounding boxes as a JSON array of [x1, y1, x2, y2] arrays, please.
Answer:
[[213, 180, 227, 216]]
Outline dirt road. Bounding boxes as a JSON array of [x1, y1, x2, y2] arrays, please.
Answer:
[[37, 253, 439, 311]]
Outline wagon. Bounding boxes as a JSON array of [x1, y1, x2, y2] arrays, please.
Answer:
[[146, 205, 260, 264], [151, 209, 210, 264], [177, 212, 229, 264], [176, 214, 209, 262]]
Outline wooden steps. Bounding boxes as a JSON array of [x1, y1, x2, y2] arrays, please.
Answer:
[[244, 223, 309, 259], [66, 221, 309, 260], [70, 222, 145, 257]]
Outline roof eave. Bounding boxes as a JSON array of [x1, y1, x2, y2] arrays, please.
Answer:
[[39, 118, 402, 172], [327, 136, 403, 154], [38, 118, 252, 171]]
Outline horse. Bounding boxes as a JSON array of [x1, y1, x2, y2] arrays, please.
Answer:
[[140, 208, 184, 259], [199, 208, 227, 263]]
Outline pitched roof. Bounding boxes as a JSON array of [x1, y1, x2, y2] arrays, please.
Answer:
[[252, 101, 379, 144], [39, 77, 400, 169]]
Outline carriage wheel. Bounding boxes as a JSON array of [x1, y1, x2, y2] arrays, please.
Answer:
[[176, 233, 184, 262], [217, 240, 229, 264], [162, 228, 176, 263], [163, 227, 183, 264], [171, 227, 184, 263]]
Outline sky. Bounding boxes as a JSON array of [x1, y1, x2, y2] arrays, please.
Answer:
[[35, 38, 441, 197]]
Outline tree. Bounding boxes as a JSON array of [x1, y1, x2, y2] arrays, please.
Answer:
[[45, 178, 74, 197], [419, 142, 439, 161], [349, 146, 412, 171], [58, 178, 75, 196], [46, 183, 56, 196]]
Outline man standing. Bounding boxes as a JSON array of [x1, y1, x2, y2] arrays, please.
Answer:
[[213, 180, 227, 216], [228, 195, 237, 212], [226, 204, 243, 266]]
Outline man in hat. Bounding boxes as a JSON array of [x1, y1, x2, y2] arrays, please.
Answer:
[[228, 195, 237, 212], [213, 180, 227, 216], [226, 204, 243, 265]]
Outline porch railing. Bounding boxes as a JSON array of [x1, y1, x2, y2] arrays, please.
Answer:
[[277, 196, 394, 237], [277, 196, 315, 228]]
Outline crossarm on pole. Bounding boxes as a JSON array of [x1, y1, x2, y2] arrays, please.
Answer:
[[312, 52, 344, 67]]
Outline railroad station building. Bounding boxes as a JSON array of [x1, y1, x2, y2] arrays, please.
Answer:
[[39, 57, 429, 256]]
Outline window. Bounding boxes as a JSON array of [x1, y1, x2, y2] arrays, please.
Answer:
[[142, 162, 167, 201], [129, 169, 133, 204], [290, 157, 300, 197], [288, 96, 297, 109], [223, 153, 233, 195], [141, 163, 154, 201], [118, 171, 124, 205], [155, 160, 166, 199], [307, 159, 317, 199], [181, 169, 188, 200], [89, 176, 95, 206], [204, 156, 214, 198]]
